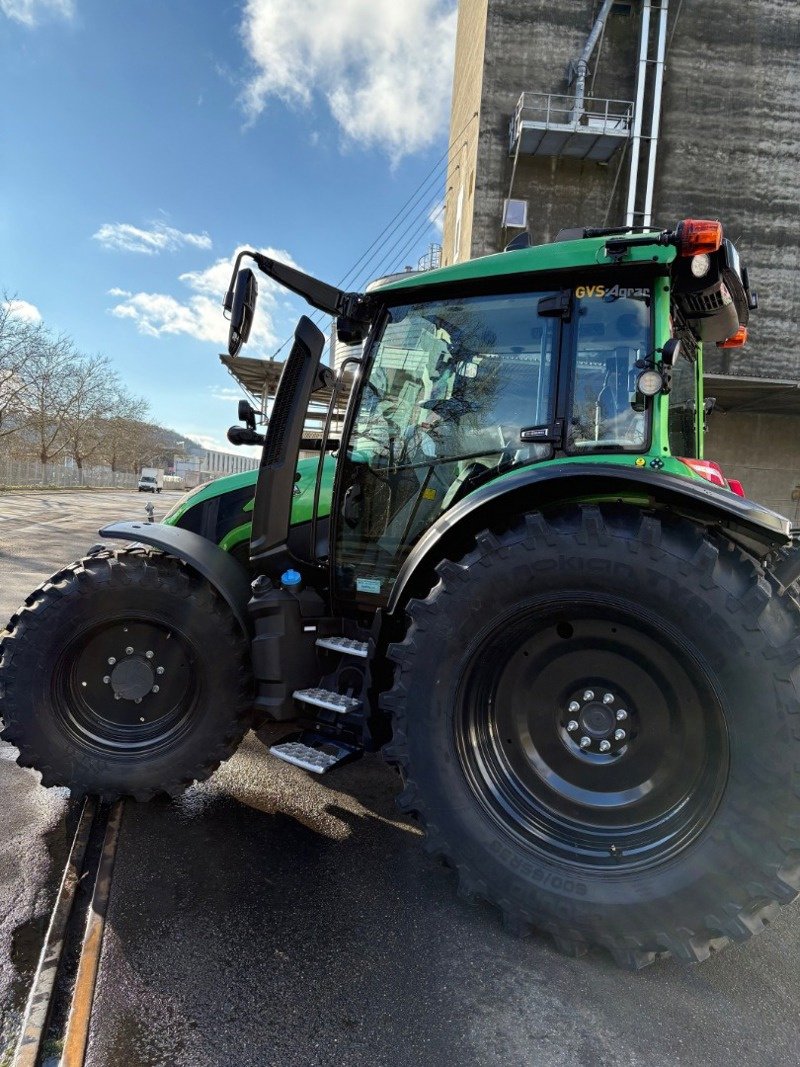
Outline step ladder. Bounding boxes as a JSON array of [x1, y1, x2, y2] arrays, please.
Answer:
[[269, 634, 371, 774]]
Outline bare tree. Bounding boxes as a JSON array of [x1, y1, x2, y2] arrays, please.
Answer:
[[0, 297, 44, 440], [20, 331, 85, 468], [96, 390, 151, 472], [61, 354, 123, 481]]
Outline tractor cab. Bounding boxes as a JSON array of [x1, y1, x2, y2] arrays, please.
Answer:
[[220, 219, 761, 607]]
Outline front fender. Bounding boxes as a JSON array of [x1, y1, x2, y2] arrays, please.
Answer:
[[387, 463, 793, 614], [100, 521, 252, 636]]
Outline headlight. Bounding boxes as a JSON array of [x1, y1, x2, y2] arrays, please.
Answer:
[[637, 368, 665, 396], [690, 253, 711, 278]]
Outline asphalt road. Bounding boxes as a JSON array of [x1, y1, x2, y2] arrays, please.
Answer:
[[2, 489, 800, 1067]]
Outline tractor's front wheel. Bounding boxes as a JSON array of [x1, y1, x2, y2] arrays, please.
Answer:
[[0, 549, 253, 800], [383, 506, 800, 967]]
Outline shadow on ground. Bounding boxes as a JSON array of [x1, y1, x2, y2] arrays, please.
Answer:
[[85, 734, 800, 1067]]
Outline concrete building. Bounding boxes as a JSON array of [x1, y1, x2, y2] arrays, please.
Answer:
[[443, 0, 800, 514]]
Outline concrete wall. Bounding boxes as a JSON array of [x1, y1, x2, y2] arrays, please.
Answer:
[[448, 0, 800, 381], [706, 411, 800, 517], [656, 0, 800, 379]]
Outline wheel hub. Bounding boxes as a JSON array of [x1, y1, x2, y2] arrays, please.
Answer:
[[456, 601, 730, 870], [564, 688, 631, 757], [109, 656, 155, 701], [59, 619, 195, 750]]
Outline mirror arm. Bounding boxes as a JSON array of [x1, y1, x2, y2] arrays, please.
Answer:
[[225, 249, 371, 323]]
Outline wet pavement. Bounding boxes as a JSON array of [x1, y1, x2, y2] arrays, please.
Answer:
[[0, 489, 183, 1059], [3, 490, 800, 1066]]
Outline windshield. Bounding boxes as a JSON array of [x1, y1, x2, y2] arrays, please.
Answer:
[[334, 291, 559, 599]]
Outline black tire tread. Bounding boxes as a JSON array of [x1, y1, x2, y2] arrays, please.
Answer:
[[381, 505, 800, 969], [0, 547, 253, 801]]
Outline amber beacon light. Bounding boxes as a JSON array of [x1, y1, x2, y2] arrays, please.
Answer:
[[674, 219, 724, 256], [717, 325, 748, 349]]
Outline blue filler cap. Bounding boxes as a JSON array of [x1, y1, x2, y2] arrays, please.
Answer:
[[281, 568, 303, 588]]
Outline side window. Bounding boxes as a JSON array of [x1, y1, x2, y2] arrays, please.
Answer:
[[667, 357, 698, 457], [568, 291, 651, 452]]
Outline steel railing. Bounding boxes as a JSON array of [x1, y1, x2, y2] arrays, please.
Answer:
[[510, 92, 634, 151]]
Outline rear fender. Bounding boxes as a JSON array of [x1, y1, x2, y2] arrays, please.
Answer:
[[386, 463, 793, 614], [100, 521, 252, 636]]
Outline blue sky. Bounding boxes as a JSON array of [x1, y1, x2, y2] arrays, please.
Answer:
[[1, 0, 456, 452]]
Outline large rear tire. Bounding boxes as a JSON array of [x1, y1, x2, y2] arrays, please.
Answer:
[[0, 549, 253, 800], [382, 506, 800, 967]]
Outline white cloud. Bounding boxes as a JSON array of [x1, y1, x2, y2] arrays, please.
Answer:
[[210, 386, 246, 402], [1, 0, 73, 26], [108, 245, 300, 355], [2, 298, 42, 322], [239, 0, 457, 159], [93, 221, 212, 255]]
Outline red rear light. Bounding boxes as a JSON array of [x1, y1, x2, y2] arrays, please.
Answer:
[[727, 479, 746, 498], [678, 457, 728, 488], [674, 219, 723, 256], [717, 325, 748, 349]]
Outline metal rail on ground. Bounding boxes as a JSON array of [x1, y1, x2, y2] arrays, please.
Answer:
[[11, 798, 124, 1067]]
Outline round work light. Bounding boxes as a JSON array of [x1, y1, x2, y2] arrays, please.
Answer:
[[637, 368, 665, 396]]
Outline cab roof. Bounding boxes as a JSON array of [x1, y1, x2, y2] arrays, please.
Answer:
[[374, 231, 676, 294]]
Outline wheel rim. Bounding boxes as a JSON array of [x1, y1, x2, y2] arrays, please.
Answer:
[[54, 616, 198, 756], [455, 595, 729, 870]]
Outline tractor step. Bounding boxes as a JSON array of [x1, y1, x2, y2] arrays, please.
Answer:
[[293, 687, 361, 713], [269, 731, 362, 774], [315, 635, 369, 658]]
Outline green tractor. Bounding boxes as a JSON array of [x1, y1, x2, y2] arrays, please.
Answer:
[[4, 219, 800, 968]]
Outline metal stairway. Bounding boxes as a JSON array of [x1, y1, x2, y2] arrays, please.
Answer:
[[269, 635, 370, 774]]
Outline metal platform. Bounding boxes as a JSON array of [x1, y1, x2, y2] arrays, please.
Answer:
[[509, 92, 633, 163]]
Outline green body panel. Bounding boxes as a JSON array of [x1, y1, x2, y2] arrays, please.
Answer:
[[162, 455, 335, 552], [374, 234, 676, 293]]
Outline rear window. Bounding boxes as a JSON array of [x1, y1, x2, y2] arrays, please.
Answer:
[[668, 358, 698, 457]]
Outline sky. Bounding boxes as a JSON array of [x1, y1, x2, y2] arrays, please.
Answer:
[[0, 0, 457, 453]]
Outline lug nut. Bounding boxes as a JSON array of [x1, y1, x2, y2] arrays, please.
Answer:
[[114, 693, 120, 701], [156, 666, 165, 676], [568, 701, 581, 714], [135, 698, 142, 704], [125, 646, 134, 655], [567, 720, 579, 732], [145, 650, 154, 659], [583, 690, 594, 702], [603, 693, 615, 704], [152, 685, 160, 694], [108, 657, 116, 666], [599, 740, 611, 753], [614, 728, 626, 741], [616, 709, 628, 721], [139, 716, 146, 723], [580, 736, 592, 749], [103, 675, 110, 684]]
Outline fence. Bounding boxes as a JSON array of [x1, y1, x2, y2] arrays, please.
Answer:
[[0, 457, 139, 489]]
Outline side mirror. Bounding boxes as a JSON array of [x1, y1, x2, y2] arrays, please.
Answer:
[[227, 269, 258, 356], [238, 399, 257, 429], [227, 425, 265, 447], [660, 337, 682, 367]]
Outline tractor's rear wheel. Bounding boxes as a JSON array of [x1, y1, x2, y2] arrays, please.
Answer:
[[382, 506, 800, 968], [0, 549, 253, 800]]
